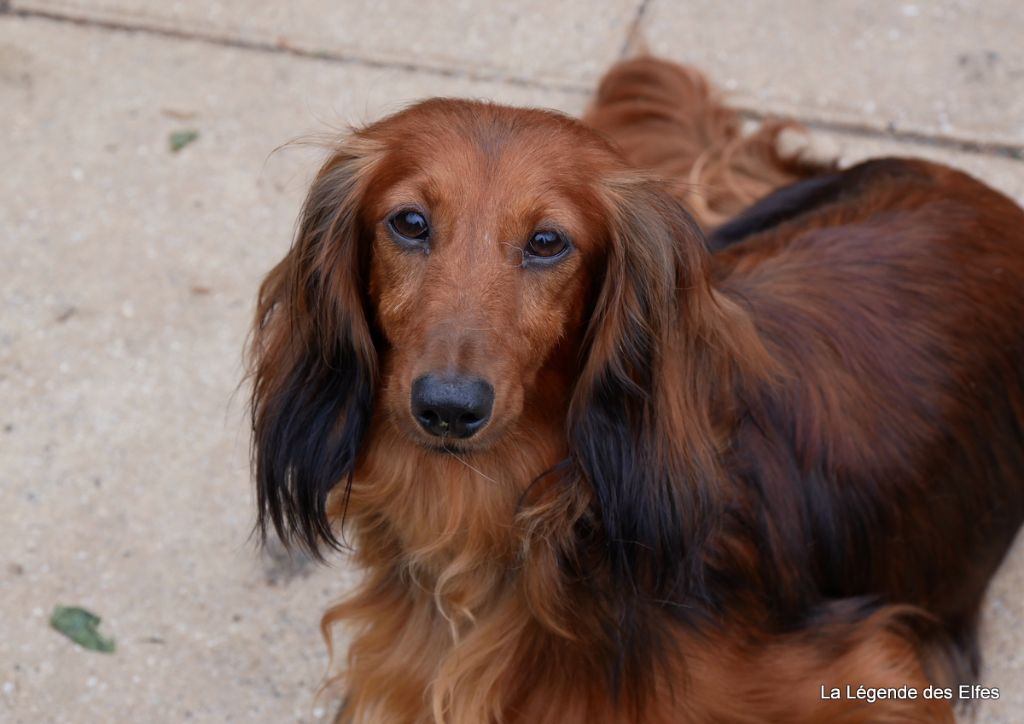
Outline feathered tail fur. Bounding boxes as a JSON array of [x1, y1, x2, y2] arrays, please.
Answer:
[[584, 56, 834, 228]]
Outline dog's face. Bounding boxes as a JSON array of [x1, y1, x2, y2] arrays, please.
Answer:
[[251, 98, 710, 556], [363, 104, 610, 453]]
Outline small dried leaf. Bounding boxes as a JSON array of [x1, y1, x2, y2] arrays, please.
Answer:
[[50, 606, 116, 653], [169, 129, 199, 153]]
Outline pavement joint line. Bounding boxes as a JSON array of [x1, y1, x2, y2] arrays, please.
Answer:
[[6, 6, 1023, 163], [737, 108, 1024, 162], [6, 7, 594, 97], [619, 0, 652, 59]]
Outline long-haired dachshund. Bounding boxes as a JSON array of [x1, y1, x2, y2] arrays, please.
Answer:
[[249, 57, 1024, 723]]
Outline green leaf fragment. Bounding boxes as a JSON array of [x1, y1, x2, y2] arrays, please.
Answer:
[[169, 129, 199, 153], [50, 605, 116, 653]]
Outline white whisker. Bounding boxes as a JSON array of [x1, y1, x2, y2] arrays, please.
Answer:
[[442, 440, 500, 484]]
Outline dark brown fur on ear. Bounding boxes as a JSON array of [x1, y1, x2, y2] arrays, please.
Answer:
[[570, 178, 709, 596], [249, 137, 382, 556], [567, 176, 773, 691]]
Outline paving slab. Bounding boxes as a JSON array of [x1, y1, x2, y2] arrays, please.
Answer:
[[977, 533, 1024, 724], [641, 0, 1024, 149], [1, 11, 1022, 724], [0, 15, 581, 724], [790, 125, 1024, 205], [9, 0, 640, 87]]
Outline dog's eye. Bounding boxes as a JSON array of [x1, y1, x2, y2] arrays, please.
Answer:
[[524, 230, 569, 262], [389, 210, 430, 244]]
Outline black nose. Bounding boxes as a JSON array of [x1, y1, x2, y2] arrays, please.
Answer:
[[411, 375, 494, 439]]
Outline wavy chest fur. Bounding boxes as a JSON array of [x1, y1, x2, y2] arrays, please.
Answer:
[[323, 414, 951, 724], [330, 422, 593, 723]]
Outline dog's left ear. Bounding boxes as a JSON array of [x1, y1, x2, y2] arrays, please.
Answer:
[[248, 137, 382, 557], [568, 177, 720, 596]]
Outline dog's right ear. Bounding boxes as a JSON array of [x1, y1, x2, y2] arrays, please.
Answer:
[[248, 137, 382, 557]]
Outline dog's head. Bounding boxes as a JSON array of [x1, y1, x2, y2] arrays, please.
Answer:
[[250, 99, 721, 585]]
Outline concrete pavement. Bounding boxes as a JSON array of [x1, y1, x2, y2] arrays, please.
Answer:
[[1, 2, 1021, 722]]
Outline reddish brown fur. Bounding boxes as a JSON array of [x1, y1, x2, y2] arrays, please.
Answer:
[[249, 58, 1024, 723], [584, 56, 832, 228]]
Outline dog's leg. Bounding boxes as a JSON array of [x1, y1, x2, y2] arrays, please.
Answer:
[[583, 56, 833, 229], [678, 603, 957, 723]]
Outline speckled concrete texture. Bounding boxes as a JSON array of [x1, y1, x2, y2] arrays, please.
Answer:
[[9, 0, 638, 86], [641, 0, 1024, 147], [0, 17, 579, 723], [1, 3, 1022, 723]]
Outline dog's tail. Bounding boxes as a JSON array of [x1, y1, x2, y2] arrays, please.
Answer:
[[584, 56, 834, 230]]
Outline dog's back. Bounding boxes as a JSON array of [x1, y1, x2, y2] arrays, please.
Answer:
[[588, 58, 1024, 684], [718, 158, 1024, 678]]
